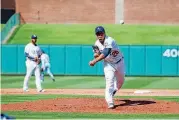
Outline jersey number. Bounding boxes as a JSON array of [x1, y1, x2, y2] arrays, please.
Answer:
[[111, 50, 119, 57]]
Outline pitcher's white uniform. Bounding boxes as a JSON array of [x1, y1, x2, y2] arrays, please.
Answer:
[[40, 53, 55, 81], [23, 43, 43, 92], [94, 36, 125, 105]]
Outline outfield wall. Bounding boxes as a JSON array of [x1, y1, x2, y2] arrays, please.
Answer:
[[1, 45, 179, 76]]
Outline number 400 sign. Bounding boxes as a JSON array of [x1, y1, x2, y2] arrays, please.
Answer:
[[163, 49, 179, 57]]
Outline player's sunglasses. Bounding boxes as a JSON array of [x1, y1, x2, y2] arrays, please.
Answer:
[[96, 32, 104, 36]]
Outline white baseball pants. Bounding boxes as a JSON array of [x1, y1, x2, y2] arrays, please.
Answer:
[[104, 59, 125, 105], [23, 60, 43, 91]]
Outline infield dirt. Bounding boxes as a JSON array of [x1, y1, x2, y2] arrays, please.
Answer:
[[1, 89, 179, 114]]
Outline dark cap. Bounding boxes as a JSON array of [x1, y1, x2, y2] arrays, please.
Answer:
[[95, 26, 105, 34], [31, 35, 37, 39]]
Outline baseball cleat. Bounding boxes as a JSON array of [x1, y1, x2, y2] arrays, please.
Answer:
[[38, 89, 45, 92], [23, 89, 29, 92], [108, 103, 115, 109], [52, 78, 55, 82], [112, 90, 117, 96]]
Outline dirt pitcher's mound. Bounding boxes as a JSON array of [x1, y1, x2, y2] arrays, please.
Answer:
[[2, 98, 179, 114]]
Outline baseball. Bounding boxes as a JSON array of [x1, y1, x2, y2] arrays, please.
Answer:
[[120, 20, 124, 24]]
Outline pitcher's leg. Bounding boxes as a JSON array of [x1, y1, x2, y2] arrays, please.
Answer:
[[113, 76, 117, 90], [34, 65, 43, 91], [112, 76, 118, 96], [104, 70, 115, 107], [115, 72, 125, 90], [115, 59, 125, 90]]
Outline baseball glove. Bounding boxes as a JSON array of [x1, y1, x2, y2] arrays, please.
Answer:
[[35, 57, 41, 64], [36, 59, 41, 65], [92, 45, 100, 54]]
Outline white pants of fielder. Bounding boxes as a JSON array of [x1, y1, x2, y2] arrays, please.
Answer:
[[104, 59, 125, 105], [23, 60, 43, 91], [41, 64, 54, 81]]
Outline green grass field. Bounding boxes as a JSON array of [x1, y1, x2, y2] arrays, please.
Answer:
[[3, 110, 179, 119], [2, 23, 179, 119], [1, 75, 179, 89], [7, 24, 179, 45], [1, 75, 179, 119]]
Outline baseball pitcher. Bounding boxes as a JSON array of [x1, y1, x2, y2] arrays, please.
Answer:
[[89, 26, 125, 109], [23, 35, 44, 92], [40, 50, 55, 82]]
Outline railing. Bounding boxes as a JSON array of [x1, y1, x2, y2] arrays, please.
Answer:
[[1, 13, 20, 43]]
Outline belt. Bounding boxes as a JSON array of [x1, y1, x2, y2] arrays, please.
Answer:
[[115, 57, 124, 64]]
